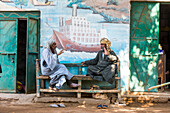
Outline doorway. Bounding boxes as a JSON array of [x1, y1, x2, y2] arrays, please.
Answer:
[[17, 19, 27, 93], [159, 4, 170, 88]]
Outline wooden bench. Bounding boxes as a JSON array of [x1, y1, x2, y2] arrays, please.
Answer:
[[36, 59, 121, 100]]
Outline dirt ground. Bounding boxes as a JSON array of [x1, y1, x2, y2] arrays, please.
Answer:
[[0, 102, 170, 113]]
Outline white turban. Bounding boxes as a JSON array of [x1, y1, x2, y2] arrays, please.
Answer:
[[45, 38, 57, 54]]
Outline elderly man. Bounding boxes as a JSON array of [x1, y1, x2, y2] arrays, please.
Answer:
[[81, 38, 118, 84], [41, 39, 79, 91]]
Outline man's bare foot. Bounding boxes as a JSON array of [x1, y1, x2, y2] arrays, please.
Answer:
[[49, 86, 59, 91], [53, 87, 59, 91], [49, 84, 55, 90], [69, 83, 79, 88], [49, 86, 53, 90]]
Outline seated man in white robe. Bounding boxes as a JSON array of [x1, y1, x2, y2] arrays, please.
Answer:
[[41, 39, 79, 90]]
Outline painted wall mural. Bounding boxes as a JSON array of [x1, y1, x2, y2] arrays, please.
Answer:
[[2, 0, 130, 92]]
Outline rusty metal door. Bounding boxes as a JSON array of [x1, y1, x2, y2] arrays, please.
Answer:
[[26, 17, 39, 93], [0, 19, 18, 92], [130, 2, 160, 92]]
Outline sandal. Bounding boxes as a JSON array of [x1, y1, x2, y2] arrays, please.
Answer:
[[49, 104, 58, 108], [97, 104, 102, 109], [102, 105, 108, 109], [57, 103, 65, 107]]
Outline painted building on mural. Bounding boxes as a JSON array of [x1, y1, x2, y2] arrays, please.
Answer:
[[59, 16, 107, 45], [59, 4, 102, 45]]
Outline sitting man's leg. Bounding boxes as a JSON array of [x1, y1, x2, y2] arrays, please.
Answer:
[[66, 79, 79, 88], [86, 65, 104, 82]]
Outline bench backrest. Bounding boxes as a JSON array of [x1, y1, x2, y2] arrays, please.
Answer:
[[36, 59, 120, 76]]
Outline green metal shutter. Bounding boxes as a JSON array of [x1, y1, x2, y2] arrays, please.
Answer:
[[130, 2, 160, 92]]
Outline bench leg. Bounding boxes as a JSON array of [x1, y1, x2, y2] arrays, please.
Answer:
[[36, 59, 40, 97], [117, 92, 121, 104], [36, 78, 40, 97], [41, 79, 45, 88], [116, 80, 118, 89], [77, 80, 81, 98]]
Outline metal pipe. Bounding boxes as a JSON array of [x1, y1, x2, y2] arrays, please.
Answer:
[[148, 82, 170, 91]]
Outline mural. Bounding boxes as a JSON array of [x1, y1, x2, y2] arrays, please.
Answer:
[[1, 0, 130, 92]]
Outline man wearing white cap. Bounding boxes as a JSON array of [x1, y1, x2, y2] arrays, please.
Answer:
[[81, 38, 118, 84]]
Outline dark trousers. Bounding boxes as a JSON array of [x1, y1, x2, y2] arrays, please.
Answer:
[[66, 79, 72, 86]]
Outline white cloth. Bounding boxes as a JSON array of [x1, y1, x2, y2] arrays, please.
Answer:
[[41, 39, 73, 89]]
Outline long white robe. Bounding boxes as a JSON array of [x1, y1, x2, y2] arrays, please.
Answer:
[[41, 48, 73, 89]]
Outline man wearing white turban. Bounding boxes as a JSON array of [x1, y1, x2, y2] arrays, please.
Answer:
[[41, 39, 79, 90], [81, 38, 118, 84]]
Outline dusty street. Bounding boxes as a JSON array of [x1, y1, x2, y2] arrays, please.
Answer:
[[0, 102, 170, 113]]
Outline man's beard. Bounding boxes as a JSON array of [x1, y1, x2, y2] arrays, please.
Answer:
[[101, 47, 104, 52]]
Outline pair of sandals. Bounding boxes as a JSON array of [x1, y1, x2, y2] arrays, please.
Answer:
[[97, 104, 108, 109]]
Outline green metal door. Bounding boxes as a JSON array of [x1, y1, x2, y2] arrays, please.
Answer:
[[26, 17, 39, 93], [0, 19, 18, 92], [130, 2, 160, 92]]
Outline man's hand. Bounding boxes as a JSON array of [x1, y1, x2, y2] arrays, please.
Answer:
[[58, 49, 64, 56], [103, 47, 109, 55], [81, 61, 85, 65]]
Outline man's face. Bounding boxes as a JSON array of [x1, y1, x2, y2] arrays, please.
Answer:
[[51, 42, 57, 50], [100, 43, 105, 49]]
